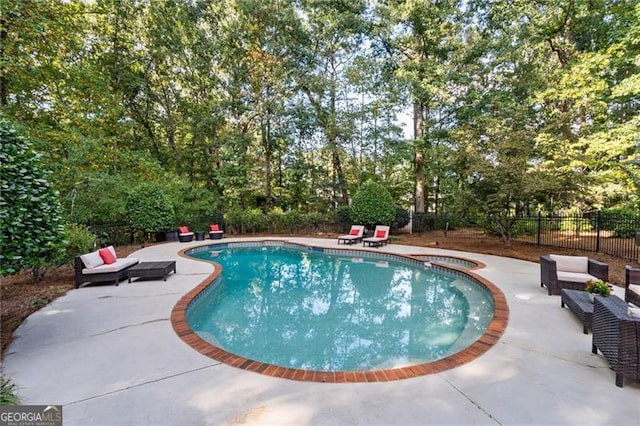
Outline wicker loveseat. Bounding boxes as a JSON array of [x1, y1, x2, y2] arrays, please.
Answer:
[[625, 265, 640, 306], [591, 296, 640, 387], [540, 254, 609, 296], [74, 246, 139, 288]]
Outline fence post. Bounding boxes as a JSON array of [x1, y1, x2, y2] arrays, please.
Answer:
[[595, 211, 601, 253], [537, 211, 542, 246]]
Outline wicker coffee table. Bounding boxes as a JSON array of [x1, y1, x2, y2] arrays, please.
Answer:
[[128, 261, 176, 283], [561, 289, 594, 334]]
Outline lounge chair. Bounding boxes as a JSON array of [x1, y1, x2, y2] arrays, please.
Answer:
[[363, 225, 390, 248], [625, 265, 640, 306], [592, 296, 640, 387], [209, 224, 224, 240], [337, 225, 365, 245], [540, 254, 608, 295], [178, 226, 194, 242]]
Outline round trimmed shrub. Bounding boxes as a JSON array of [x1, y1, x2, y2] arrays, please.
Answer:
[[125, 184, 175, 239], [350, 182, 396, 230]]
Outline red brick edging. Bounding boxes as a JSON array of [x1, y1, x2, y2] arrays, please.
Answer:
[[172, 241, 509, 383]]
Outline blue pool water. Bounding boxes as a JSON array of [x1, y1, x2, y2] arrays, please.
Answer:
[[187, 246, 494, 372]]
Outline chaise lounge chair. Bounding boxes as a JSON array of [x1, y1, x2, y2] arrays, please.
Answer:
[[337, 225, 365, 245], [540, 254, 608, 295], [209, 224, 224, 240], [178, 226, 194, 242], [362, 225, 390, 248]]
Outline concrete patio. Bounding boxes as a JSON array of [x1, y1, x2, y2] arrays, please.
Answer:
[[2, 237, 638, 425]]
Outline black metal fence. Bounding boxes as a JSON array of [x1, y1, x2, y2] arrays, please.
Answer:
[[85, 211, 640, 262], [414, 211, 640, 261]]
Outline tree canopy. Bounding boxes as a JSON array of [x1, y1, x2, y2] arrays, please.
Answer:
[[1, 0, 637, 230]]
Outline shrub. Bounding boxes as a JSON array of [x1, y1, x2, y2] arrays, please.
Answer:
[[0, 119, 66, 280], [125, 184, 175, 241], [350, 182, 396, 230], [599, 208, 640, 238], [64, 223, 96, 259], [391, 206, 410, 231], [0, 377, 20, 405], [335, 205, 352, 233], [225, 208, 268, 233]]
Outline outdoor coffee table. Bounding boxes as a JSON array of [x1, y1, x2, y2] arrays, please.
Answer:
[[127, 261, 176, 283], [561, 289, 594, 334]]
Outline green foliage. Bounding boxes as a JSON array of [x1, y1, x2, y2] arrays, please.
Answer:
[[225, 208, 268, 234], [350, 182, 396, 230], [125, 184, 175, 237], [599, 208, 640, 238], [0, 377, 20, 405], [585, 279, 611, 297], [391, 205, 410, 231], [335, 205, 352, 233], [0, 119, 66, 279], [64, 223, 96, 259]]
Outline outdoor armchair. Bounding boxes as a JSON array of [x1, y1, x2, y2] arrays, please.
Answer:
[[625, 265, 640, 306], [540, 254, 608, 295]]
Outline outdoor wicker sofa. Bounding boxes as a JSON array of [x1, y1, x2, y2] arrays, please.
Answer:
[[591, 296, 640, 387], [540, 254, 609, 296], [625, 265, 640, 306], [74, 246, 139, 288]]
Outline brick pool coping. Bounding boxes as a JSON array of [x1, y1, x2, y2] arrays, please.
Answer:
[[171, 240, 509, 383]]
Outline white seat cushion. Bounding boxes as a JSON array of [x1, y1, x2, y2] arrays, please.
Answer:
[[549, 255, 589, 273], [557, 271, 596, 283], [629, 284, 640, 297], [82, 258, 139, 274], [179, 232, 194, 237]]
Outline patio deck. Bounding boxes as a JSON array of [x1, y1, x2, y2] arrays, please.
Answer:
[[2, 237, 638, 425]]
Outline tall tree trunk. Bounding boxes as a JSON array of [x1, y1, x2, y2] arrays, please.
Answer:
[[262, 116, 273, 206], [414, 101, 425, 214]]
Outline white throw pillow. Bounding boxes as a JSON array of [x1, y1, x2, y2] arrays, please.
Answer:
[[80, 250, 104, 269], [105, 245, 117, 259]]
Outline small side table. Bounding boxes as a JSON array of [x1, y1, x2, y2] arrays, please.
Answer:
[[195, 231, 205, 241]]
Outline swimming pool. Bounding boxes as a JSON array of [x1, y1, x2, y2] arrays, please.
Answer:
[[174, 241, 507, 381]]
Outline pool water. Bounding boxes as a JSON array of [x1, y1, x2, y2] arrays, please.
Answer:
[[187, 246, 494, 372]]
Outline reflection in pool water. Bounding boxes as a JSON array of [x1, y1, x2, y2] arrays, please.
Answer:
[[187, 246, 494, 372]]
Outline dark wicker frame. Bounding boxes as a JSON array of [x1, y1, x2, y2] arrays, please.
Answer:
[[178, 233, 194, 242], [540, 255, 609, 295], [74, 256, 138, 289], [625, 265, 640, 306], [591, 296, 640, 387]]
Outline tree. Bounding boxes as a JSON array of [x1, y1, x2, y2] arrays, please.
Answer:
[[350, 181, 396, 230], [0, 119, 66, 280]]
